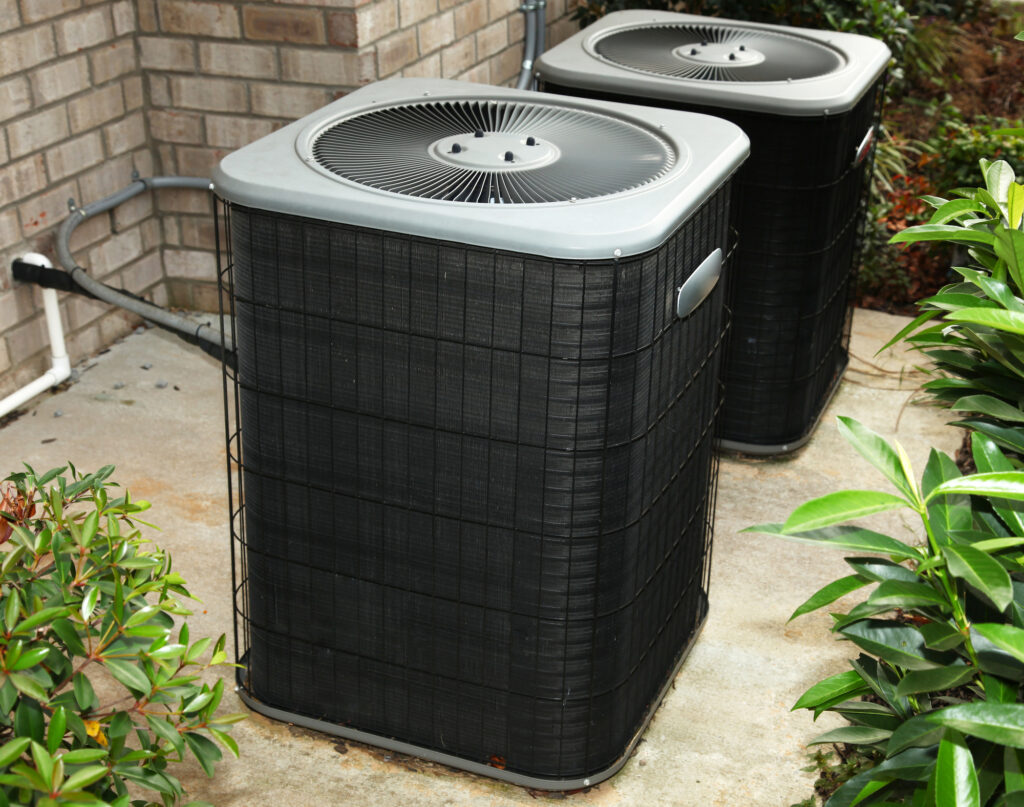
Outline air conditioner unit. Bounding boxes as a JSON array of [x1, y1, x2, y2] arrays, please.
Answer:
[[536, 11, 890, 454], [212, 77, 748, 789]]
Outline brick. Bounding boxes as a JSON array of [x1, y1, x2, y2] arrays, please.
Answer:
[[0, 134, 7, 166], [205, 114, 275, 148], [179, 215, 217, 249], [157, 0, 240, 38], [281, 47, 375, 86], [8, 106, 69, 159], [139, 217, 161, 250], [441, 36, 474, 78], [65, 294, 108, 330], [63, 326, 102, 366], [55, 6, 113, 54], [507, 9, 523, 42], [163, 248, 216, 281], [67, 211, 110, 252], [0, 339, 9, 375], [174, 145, 226, 177], [111, 0, 134, 34], [87, 227, 143, 276], [113, 192, 153, 231], [457, 61, 488, 83], [403, 52, 439, 78], [250, 82, 330, 119], [6, 315, 47, 364], [120, 251, 163, 292], [199, 42, 277, 79], [418, 11, 454, 54], [280, 0, 371, 7], [475, 18, 506, 58], [0, 0, 18, 33], [149, 109, 202, 143], [454, 0, 486, 39], [137, 0, 156, 30], [439, 0, 459, 11], [170, 76, 247, 112], [138, 36, 195, 71], [123, 74, 143, 109], [130, 147, 154, 178], [104, 111, 146, 154], [351, 0, 398, 46], [90, 37, 137, 83], [327, 10, 355, 46], [189, 282, 226, 313], [0, 210, 20, 249], [98, 309, 140, 344], [489, 43, 520, 86], [67, 83, 124, 133], [243, 6, 326, 44], [162, 215, 180, 245], [157, 143, 176, 173], [148, 73, 170, 106], [487, 0, 517, 21], [376, 28, 417, 76], [0, 77, 31, 122], [0, 26, 57, 77], [46, 132, 104, 181], [19, 0, 78, 25], [399, 0, 435, 26], [30, 54, 89, 105], [76, 152, 133, 201], [155, 187, 210, 214]]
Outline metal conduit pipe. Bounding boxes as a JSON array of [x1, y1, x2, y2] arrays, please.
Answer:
[[55, 175, 233, 357], [535, 0, 547, 65], [515, 1, 538, 89], [0, 253, 71, 418]]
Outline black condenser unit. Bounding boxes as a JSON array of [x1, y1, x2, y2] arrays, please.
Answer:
[[213, 78, 748, 788], [536, 12, 890, 453]]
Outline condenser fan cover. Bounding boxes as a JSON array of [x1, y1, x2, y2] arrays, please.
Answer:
[[593, 23, 843, 82], [310, 99, 674, 204], [211, 78, 749, 259]]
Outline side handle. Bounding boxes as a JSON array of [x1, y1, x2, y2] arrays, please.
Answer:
[[676, 248, 723, 319]]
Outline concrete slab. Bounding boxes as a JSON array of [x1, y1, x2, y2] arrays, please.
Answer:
[[0, 307, 960, 807]]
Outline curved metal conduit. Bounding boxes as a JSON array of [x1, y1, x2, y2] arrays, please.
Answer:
[[515, 0, 547, 90], [55, 175, 233, 358]]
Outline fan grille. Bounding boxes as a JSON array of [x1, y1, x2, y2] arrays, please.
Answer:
[[592, 23, 844, 82], [310, 99, 676, 204]]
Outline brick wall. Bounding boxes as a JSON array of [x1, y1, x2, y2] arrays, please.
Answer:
[[0, 0, 576, 403]]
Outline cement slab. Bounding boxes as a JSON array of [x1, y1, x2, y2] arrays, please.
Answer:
[[0, 308, 960, 807]]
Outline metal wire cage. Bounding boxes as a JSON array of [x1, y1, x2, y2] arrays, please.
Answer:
[[216, 184, 733, 788], [536, 11, 889, 454]]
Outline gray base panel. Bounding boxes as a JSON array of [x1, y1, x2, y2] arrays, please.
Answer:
[[233, 612, 708, 792]]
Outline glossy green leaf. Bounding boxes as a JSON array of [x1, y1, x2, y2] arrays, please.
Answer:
[[927, 472, 1024, 504], [887, 714, 946, 757], [1005, 746, 1024, 794], [60, 765, 109, 793], [790, 575, 871, 621], [841, 621, 952, 671], [924, 450, 971, 547], [995, 228, 1024, 286], [746, 523, 921, 560], [0, 738, 31, 769], [46, 706, 65, 756], [80, 588, 99, 622], [58, 749, 108, 765], [851, 655, 911, 719], [919, 621, 966, 651], [72, 673, 96, 712], [8, 673, 48, 703], [837, 417, 917, 501], [868, 580, 949, 611], [9, 647, 49, 672], [145, 714, 184, 755], [894, 665, 976, 697], [935, 729, 980, 807], [953, 395, 1024, 423], [973, 624, 1024, 665], [781, 489, 911, 532], [942, 546, 1014, 612], [809, 725, 892, 746], [846, 557, 918, 584], [103, 659, 151, 697], [930, 199, 990, 225], [14, 607, 70, 635], [986, 160, 1016, 203], [1008, 183, 1024, 229], [183, 732, 221, 778], [927, 704, 1024, 748], [946, 308, 1024, 337], [970, 537, 1024, 552], [890, 224, 996, 247], [793, 669, 869, 712]]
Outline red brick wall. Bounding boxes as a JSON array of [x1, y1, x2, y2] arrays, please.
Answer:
[[0, 0, 577, 401]]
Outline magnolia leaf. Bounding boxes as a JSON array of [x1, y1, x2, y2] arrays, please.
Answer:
[[60, 765, 110, 793], [836, 416, 917, 501], [952, 395, 1024, 423], [986, 160, 1016, 205], [995, 227, 1024, 288], [782, 490, 910, 533], [935, 729, 980, 807], [973, 624, 1024, 665], [845, 557, 918, 584], [927, 472, 1024, 504], [103, 659, 152, 696], [790, 575, 871, 621], [942, 545, 1014, 612], [808, 725, 892, 746], [930, 198, 990, 225], [894, 665, 976, 697], [793, 669, 869, 712], [744, 523, 920, 560], [887, 715, 946, 757], [889, 224, 996, 246], [946, 308, 1024, 337], [0, 738, 31, 769], [841, 621, 952, 671], [867, 580, 949, 611], [1008, 182, 1024, 229], [927, 704, 1024, 749]]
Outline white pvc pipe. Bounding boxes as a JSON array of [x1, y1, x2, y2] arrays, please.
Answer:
[[0, 253, 72, 418]]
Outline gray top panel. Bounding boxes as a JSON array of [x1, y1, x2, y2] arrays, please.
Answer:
[[212, 78, 749, 260], [535, 10, 892, 116]]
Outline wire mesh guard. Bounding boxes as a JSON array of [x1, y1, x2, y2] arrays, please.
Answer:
[[592, 22, 844, 82], [217, 184, 732, 786], [537, 72, 885, 452], [311, 99, 675, 204]]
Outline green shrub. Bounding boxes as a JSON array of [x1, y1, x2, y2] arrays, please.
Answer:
[[749, 417, 1024, 807], [0, 465, 242, 807]]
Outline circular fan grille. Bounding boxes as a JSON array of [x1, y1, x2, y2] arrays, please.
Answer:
[[310, 99, 676, 204], [593, 23, 844, 82]]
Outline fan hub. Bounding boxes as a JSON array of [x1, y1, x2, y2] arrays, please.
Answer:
[[673, 42, 765, 67], [430, 132, 559, 171]]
